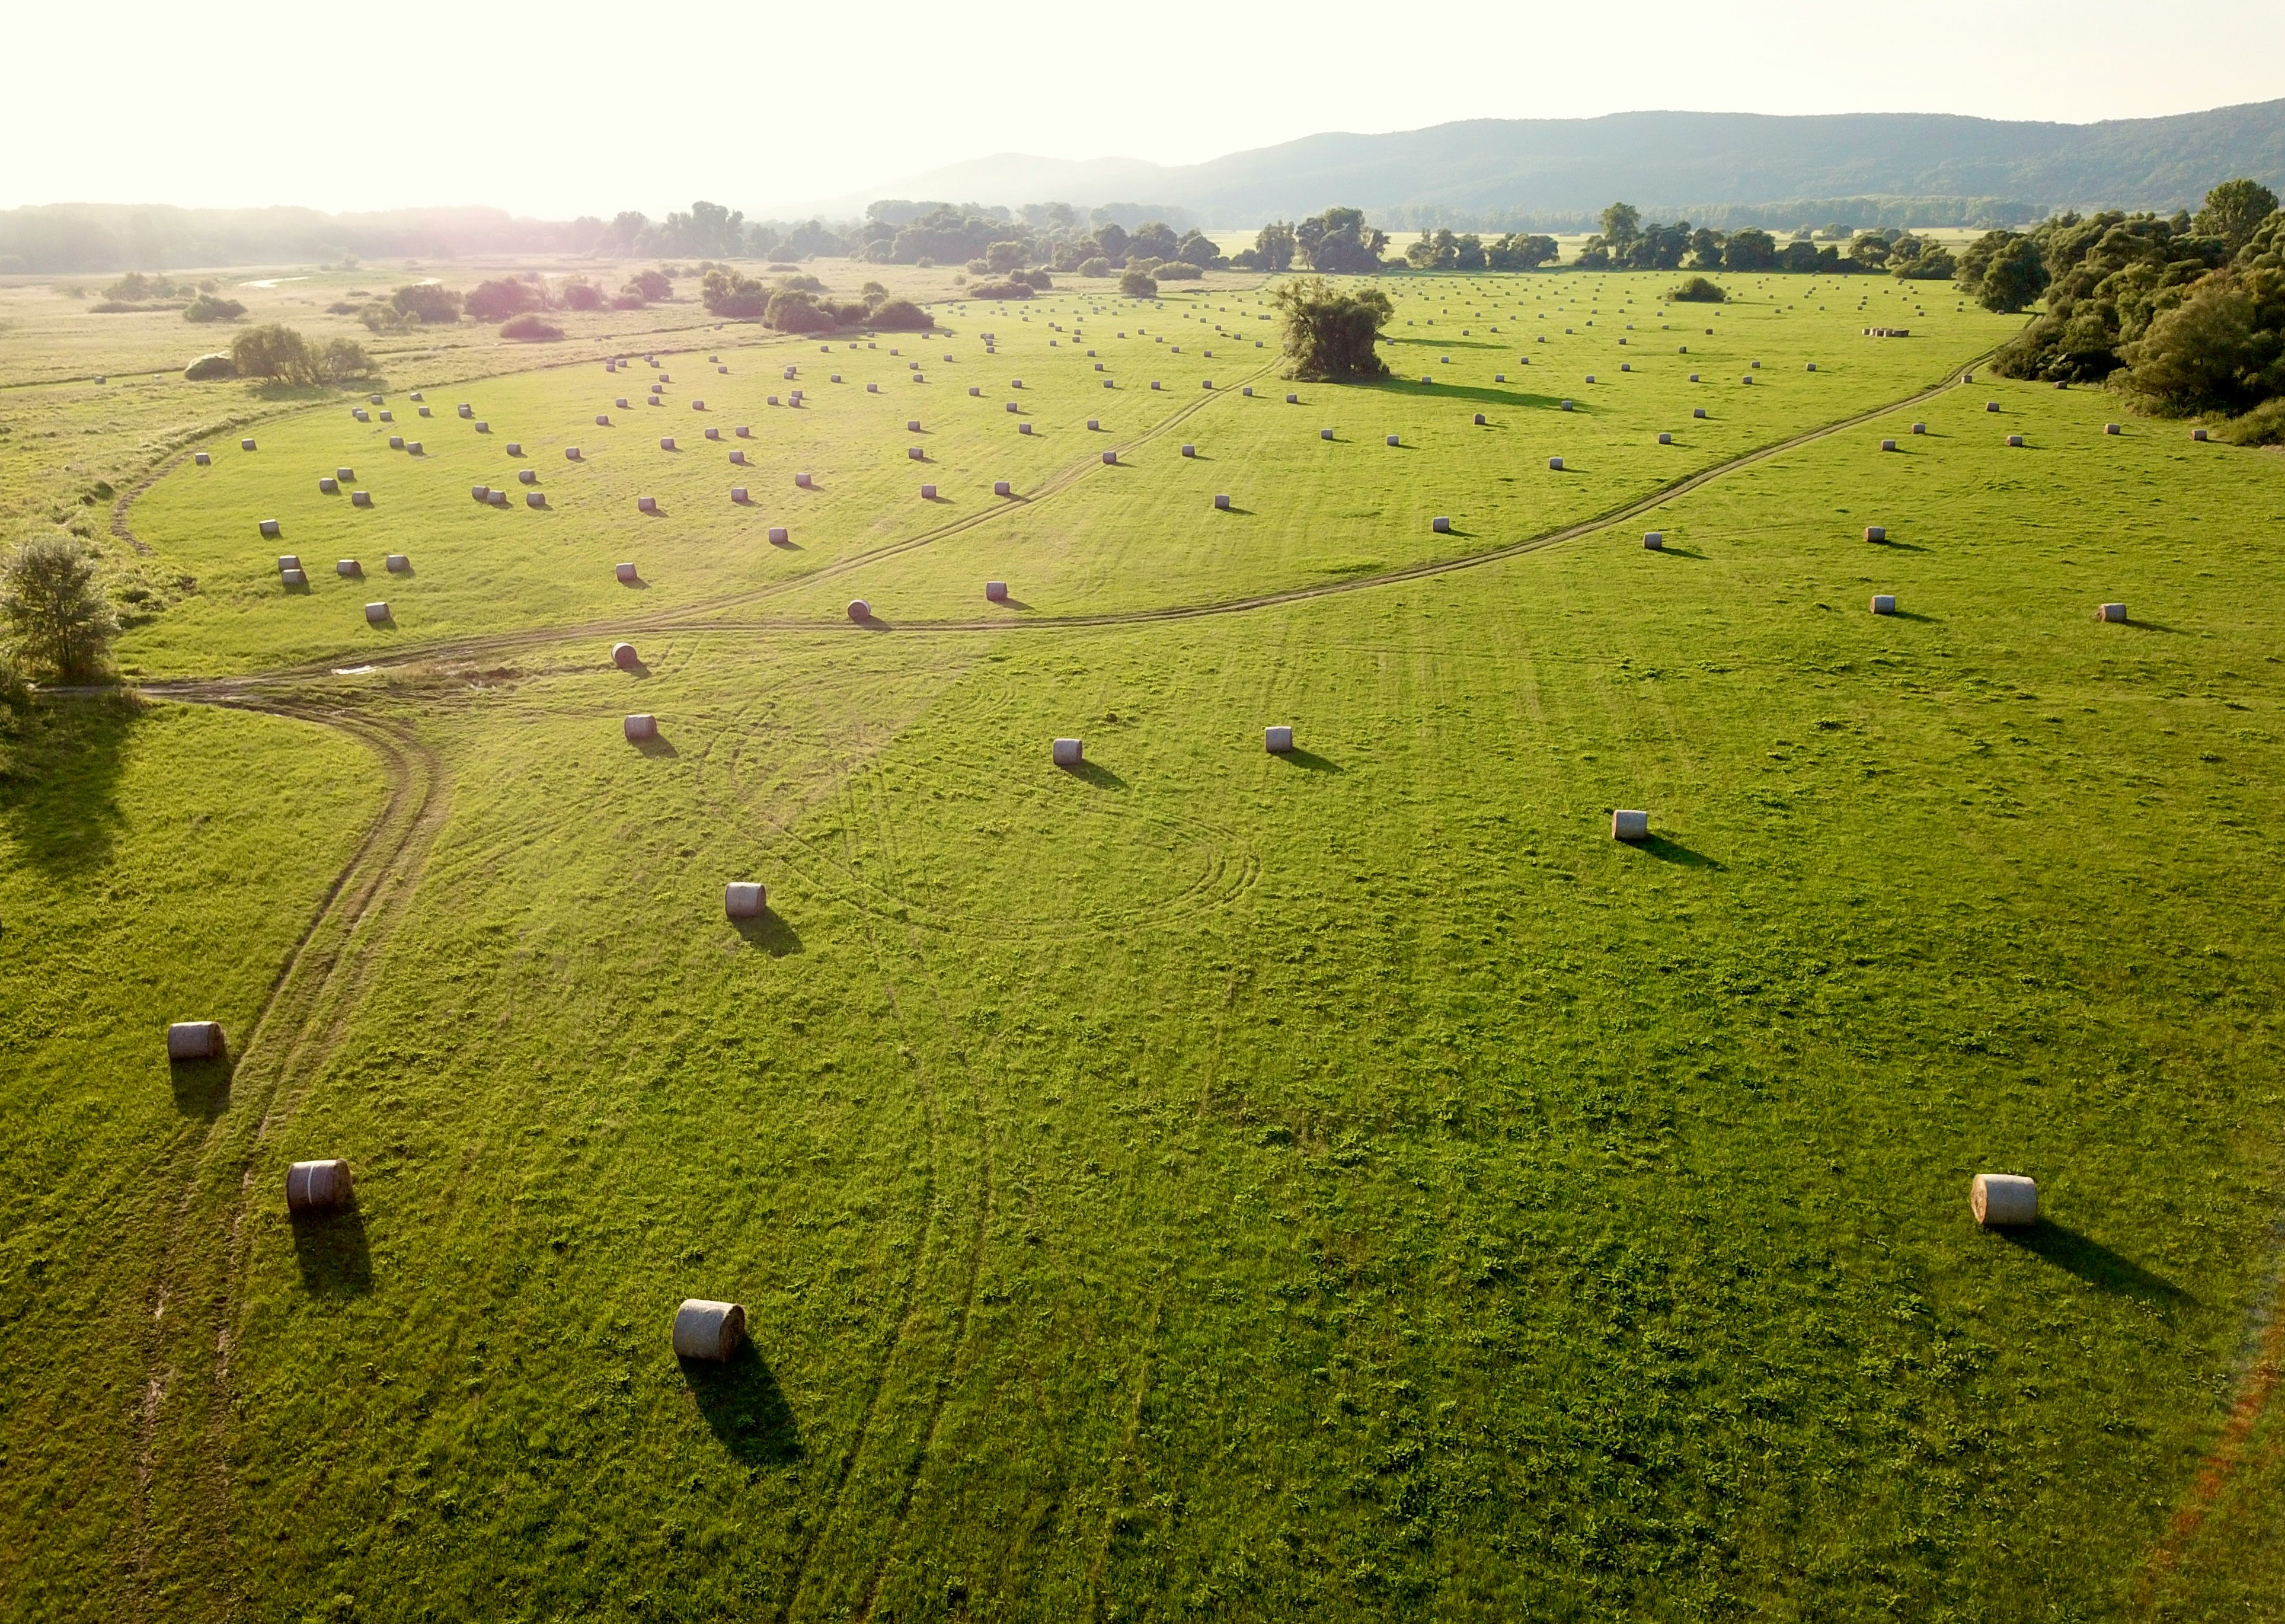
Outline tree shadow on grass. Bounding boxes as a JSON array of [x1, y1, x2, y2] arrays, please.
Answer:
[[734, 909, 804, 957], [292, 1202, 373, 1296], [2002, 1222, 2191, 1306], [170, 1053, 232, 1119], [683, 1341, 802, 1465], [1, 693, 142, 878]]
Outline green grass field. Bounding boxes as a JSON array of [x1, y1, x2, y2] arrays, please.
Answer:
[[6, 264, 2284, 1622]]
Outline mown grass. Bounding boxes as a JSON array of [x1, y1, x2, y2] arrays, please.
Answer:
[[115, 274, 2015, 676], [8, 268, 2285, 1622], [0, 699, 380, 1618]]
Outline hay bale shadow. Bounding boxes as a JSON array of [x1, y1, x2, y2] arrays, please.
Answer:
[[1278, 749, 1343, 773], [682, 1341, 803, 1465], [734, 909, 804, 957], [632, 732, 679, 757], [291, 1201, 372, 1296], [170, 1051, 232, 1118], [1633, 835, 1725, 870], [1062, 759, 1128, 790], [2002, 1222, 2190, 1306]]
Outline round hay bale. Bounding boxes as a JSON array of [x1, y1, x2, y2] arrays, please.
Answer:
[[660, 437, 676, 451], [637, 496, 657, 514], [1643, 532, 1664, 550], [1658, 431, 1672, 445], [1019, 422, 1033, 435], [994, 480, 1012, 497], [1865, 526, 1888, 542], [704, 427, 720, 441], [319, 477, 338, 494], [731, 486, 749, 503], [1319, 429, 1333, 440], [1182, 444, 1196, 457], [1881, 439, 1897, 452], [1611, 810, 1650, 842], [724, 883, 766, 919], [1871, 594, 1897, 615], [286, 1159, 353, 1213], [2097, 601, 2127, 622], [242, 439, 257, 451], [194, 452, 210, 465], [526, 492, 544, 509], [386, 554, 410, 573], [280, 568, 307, 587], [1286, 393, 1299, 404], [1431, 516, 1451, 533], [1052, 737, 1084, 767], [1693, 407, 1707, 418], [336, 559, 361, 578], [985, 581, 1008, 602], [472, 486, 490, 501], [1475, 413, 1487, 426], [624, 712, 657, 741], [1214, 493, 1230, 510], [1086, 418, 1099, 430], [1548, 456, 1564, 471], [350, 490, 372, 507], [568, 446, 584, 459], [258, 519, 280, 538], [736, 426, 751, 438], [673, 1299, 746, 1361], [506, 442, 523, 458], [616, 562, 639, 583], [2105, 423, 2121, 435], [1970, 1173, 2037, 1227], [167, 1021, 223, 1062], [921, 483, 937, 498], [1101, 450, 1117, 464], [1986, 401, 2000, 413], [517, 470, 536, 485], [364, 602, 389, 625], [1264, 725, 1293, 755], [277, 554, 301, 573], [2006, 434, 2024, 447], [768, 527, 788, 544], [848, 600, 870, 621], [2192, 427, 2210, 442]]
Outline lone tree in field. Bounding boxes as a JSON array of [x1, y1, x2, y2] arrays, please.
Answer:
[[1271, 276, 1393, 381], [2, 534, 117, 682], [1667, 275, 1727, 303]]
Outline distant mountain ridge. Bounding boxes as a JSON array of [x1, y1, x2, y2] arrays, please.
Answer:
[[811, 101, 2285, 228]]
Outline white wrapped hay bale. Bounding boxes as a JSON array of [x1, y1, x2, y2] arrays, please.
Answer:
[[2097, 602, 2127, 623], [1548, 456, 1564, 471], [1475, 413, 1487, 426], [337, 560, 361, 578], [731, 487, 749, 503], [1265, 725, 1293, 755], [985, 581, 1008, 602], [1214, 493, 1230, 510], [795, 472, 813, 488], [848, 599, 870, 621], [1643, 532, 1664, 550], [2006, 434, 2024, 447], [286, 1159, 353, 1213], [1052, 737, 1083, 767], [1102, 450, 1117, 464], [1611, 809, 1650, 842], [2192, 427, 2209, 442], [1431, 516, 1451, 533], [995, 480, 1012, 497], [386, 554, 410, 573], [1865, 526, 1887, 542], [1970, 1173, 2038, 1227], [725, 883, 766, 919], [612, 642, 638, 669], [1881, 439, 1897, 452], [1871, 594, 1897, 615], [167, 1020, 223, 1061], [319, 477, 338, 494], [364, 602, 389, 625], [673, 1299, 747, 1361], [624, 713, 657, 741], [2105, 423, 2121, 435], [921, 483, 937, 498], [259, 519, 280, 539], [1657, 431, 1672, 445], [351, 490, 372, 507], [242, 439, 257, 450], [616, 561, 639, 583], [638, 496, 657, 513]]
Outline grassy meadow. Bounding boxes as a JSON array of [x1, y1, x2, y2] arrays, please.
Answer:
[[5, 263, 2285, 1622]]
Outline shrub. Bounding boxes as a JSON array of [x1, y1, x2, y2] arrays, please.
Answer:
[[1667, 276, 1727, 303], [391, 283, 462, 324], [861, 280, 889, 300], [325, 300, 360, 315], [2222, 395, 2285, 445], [1, 533, 117, 682], [317, 337, 373, 382], [1271, 276, 1394, 381], [183, 293, 245, 322], [561, 280, 603, 311], [701, 267, 771, 319], [965, 258, 991, 276], [609, 293, 646, 310], [230, 322, 315, 382], [624, 268, 672, 301], [969, 280, 1038, 300], [182, 352, 235, 381], [465, 279, 541, 321], [1015, 268, 1054, 289], [1117, 270, 1157, 299], [1155, 262, 1201, 281], [500, 314, 565, 341], [777, 272, 826, 293], [985, 241, 1028, 273], [764, 288, 836, 332], [868, 299, 931, 330], [2121, 279, 2267, 414]]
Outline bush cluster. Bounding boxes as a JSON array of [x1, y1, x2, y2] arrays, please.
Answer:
[[1272, 276, 1393, 381]]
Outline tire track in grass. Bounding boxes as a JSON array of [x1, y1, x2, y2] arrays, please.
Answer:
[[126, 700, 446, 1622]]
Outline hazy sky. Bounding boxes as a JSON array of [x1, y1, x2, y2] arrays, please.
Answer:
[[8, 0, 2281, 219]]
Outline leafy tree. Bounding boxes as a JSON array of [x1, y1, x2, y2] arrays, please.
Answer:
[[765, 287, 835, 332], [2194, 178, 2280, 252], [1254, 222, 1297, 273], [1406, 229, 1459, 270], [1724, 229, 1776, 271], [390, 283, 461, 324], [1687, 228, 1725, 271], [1620, 221, 1690, 271], [1779, 239, 1826, 272], [1891, 243, 1957, 280], [1079, 257, 1111, 277], [624, 268, 672, 302], [464, 279, 540, 321], [1484, 233, 1558, 271], [1, 533, 116, 682], [1129, 222, 1181, 261], [2122, 279, 2266, 411], [1093, 223, 1130, 264], [317, 338, 372, 382], [986, 240, 1028, 273], [701, 268, 771, 319], [1175, 229, 1220, 268], [1296, 207, 1388, 274], [1976, 235, 2050, 312], [1848, 232, 1892, 269], [1118, 268, 1158, 298], [229, 323, 315, 382], [1600, 202, 1642, 250], [1572, 238, 1612, 270], [1271, 276, 1393, 381], [561, 280, 602, 311], [183, 293, 245, 322]]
